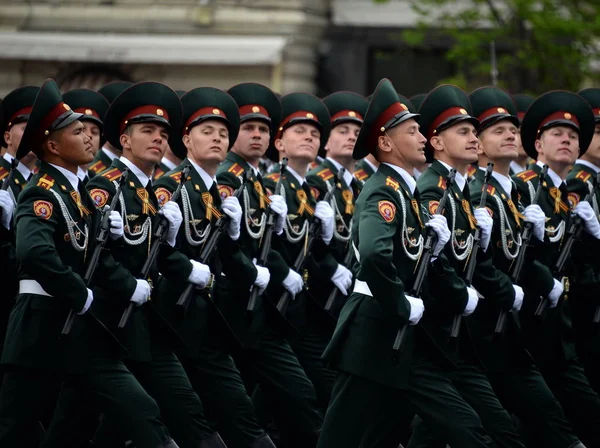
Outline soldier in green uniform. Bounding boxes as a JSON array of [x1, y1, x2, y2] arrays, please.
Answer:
[[317, 78, 494, 448], [510, 94, 535, 176], [62, 88, 109, 183], [44, 81, 228, 448], [87, 81, 133, 179], [0, 78, 180, 448], [468, 86, 584, 448], [568, 88, 600, 395], [153, 85, 278, 448], [513, 90, 600, 446]]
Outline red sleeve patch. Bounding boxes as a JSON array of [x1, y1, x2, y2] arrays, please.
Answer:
[[33, 200, 53, 220], [310, 187, 320, 200], [378, 200, 396, 222], [155, 187, 173, 207], [568, 192, 581, 207], [428, 200, 439, 215], [218, 185, 234, 200], [89, 188, 109, 208]]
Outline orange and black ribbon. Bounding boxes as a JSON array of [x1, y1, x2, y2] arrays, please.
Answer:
[[70, 191, 91, 218], [462, 199, 477, 230], [254, 181, 271, 209], [201, 192, 223, 220], [296, 190, 315, 216], [342, 190, 354, 215], [136, 188, 157, 215], [411, 199, 424, 228], [506, 198, 525, 227], [549, 187, 570, 214]]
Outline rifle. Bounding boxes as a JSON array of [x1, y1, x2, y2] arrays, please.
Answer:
[[450, 163, 494, 338], [392, 169, 457, 351], [495, 165, 548, 333], [61, 169, 130, 335], [117, 164, 191, 329], [324, 242, 353, 313], [246, 158, 288, 315], [176, 171, 249, 312], [275, 168, 343, 315]]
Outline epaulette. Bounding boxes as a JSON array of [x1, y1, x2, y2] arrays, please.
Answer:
[[309, 161, 320, 170], [153, 167, 165, 180], [317, 168, 334, 181], [466, 165, 477, 177], [486, 185, 496, 196], [0, 166, 8, 181], [385, 176, 399, 191], [354, 169, 369, 181], [437, 176, 447, 190], [516, 170, 537, 183], [575, 170, 592, 183], [37, 173, 55, 190], [101, 167, 122, 182], [169, 171, 183, 182], [89, 160, 107, 174], [265, 173, 280, 182], [228, 163, 245, 177]]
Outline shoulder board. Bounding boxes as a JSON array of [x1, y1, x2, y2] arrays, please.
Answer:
[[317, 168, 334, 181], [466, 165, 477, 177], [354, 169, 369, 181], [575, 170, 592, 183], [169, 171, 183, 182], [0, 166, 8, 181], [309, 161, 320, 170], [437, 176, 447, 190], [228, 163, 245, 177], [89, 160, 107, 174], [486, 185, 496, 196], [385, 176, 400, 191], [153, 167, 165, 180], [516, 170, 537, 183], [265, 173, 280, 182], [101, 167, 122, 182], [37, 173, 55, 190]]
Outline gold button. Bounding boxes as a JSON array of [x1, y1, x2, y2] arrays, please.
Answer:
[[400, 103, 408, 111], [349, 111, 356, 117], [564, 112, 572, 119], [498, 107, 505, 113], [459, 108, 467, 115], [63, 103, 71, 111], [306, 113, 314, 119], [252, 106, 260, 113], [213, 109, 221, 115], [157, 109, 164, 116]]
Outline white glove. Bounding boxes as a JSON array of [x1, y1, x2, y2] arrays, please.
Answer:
[[314, 201, 334, 245], [406, 295, 425, 325], [462, 286, 479, 316], [512, 284, 524, 312], [425, 214, 451, 256], [107, 208, 124, 240], [474, 207, 493, 252], [269, 195, 287, 235], [574, 201, 600, 239], [330, 263, 353, 296], [252, 262, 271, 296], [523, 204, 546, 242], [548, 278, 564, 308], [222, 196, 242, 241], [282, 269, 303, 298], [78, 288, 94, 315], [0, 190, 14, 230], [130, 279, 152, 306], [159, 201, 183, 247], [187, 259, 212, 289]]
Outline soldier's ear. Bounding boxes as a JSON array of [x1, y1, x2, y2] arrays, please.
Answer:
[[274, 138, 285, 152], [534, 138, 543, 156], [377, 134, 392, 153], [182, 133, 192, 151], [429, 135, 444, 152], [120, 133, 131, 151], [45, 137, 60, 156], [3, 131, 10, 147]]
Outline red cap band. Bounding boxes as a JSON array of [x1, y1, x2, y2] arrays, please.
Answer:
[[332, 109, 364, 123], [477, 106, 511, 123], [184, 107, 225, 134], [74, 107, 101, 120], [239, 104, 269, 119], [538, 111, 579, 134], [8, 106, 33, 127], [39, 102, 73, 138], [276, 110, 319, 140], [428, 106, 470, 139], [121, 105, 170, 134]]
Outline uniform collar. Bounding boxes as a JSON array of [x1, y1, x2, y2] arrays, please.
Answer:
[[510, 160, 527, 174], [575, 159, 600, 174], [481, 167, 512, 195], [287, 166, 305, 186], [437, 159, 466, 192], [77, 166, 87, 182], [363, 157, 378, 174], [102, 146, 119, 161], [227, 151, 259, 177], [382, 162, 416, 194], [3, 152, 32, 180], [325, 157, 354, 187], [161, 157, 178, 171], [188, 158, 216, 190], [119, 156, 151, 188], [48, 163, 80, 191], [536, 160, 564, 188], [413, 167, 423, 179]]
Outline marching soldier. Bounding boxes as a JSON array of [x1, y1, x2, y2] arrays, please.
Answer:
[[510, 93, 535, 176], [317, 78, 494, 448], [469, 86, 585, 448], [514, 90, 600, 446], [153, 85, 278, 448], [0, 79, 179, 448]]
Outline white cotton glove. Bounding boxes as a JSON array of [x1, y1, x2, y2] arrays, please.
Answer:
[[425, 214, 451, 256], [314, 201, 334, 245], [252, 261, 271, 296], [222, 196, 242, 241], [548, 278, 564, 308], [0, 190, 14, 230], [106, 207, 124, 240], [406, 295, 425, 325], [130, 279, 152, 306], [512, 284, 524, 312], [523, 204, 546, 242], [159, 201, 183, 247], [330, 264, 353, 296], [78, 288, 94, 315], [187, 259, 212, 289], [282, 269, 304, 298], [269, 195, 287, 235], [462, 286, 479, 316], [474, 207, 493, 252], [574, 201, 600, 239]]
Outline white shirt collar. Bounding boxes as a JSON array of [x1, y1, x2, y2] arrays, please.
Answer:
[[77, 166, 87, 182], [161, 157, 178, 171], [3, 152, 32, 179], [438, 160, 466, 192], [188, 158, 216, 190], [326, 157, 354, 187], [364, 157, 378, 173], [480, 167, 512, 195], [576, 159, 600, 174], [286, 166, 305, 186], [119, 156, 151, 188], [536, 160, 564, 188], [413, 167, 423, 180], [510, 161, 527, 174], [102, 146, 119, 161], [249, 164, 260, 177], [49, 163, 80, 191], [383, 163, 416, 194]]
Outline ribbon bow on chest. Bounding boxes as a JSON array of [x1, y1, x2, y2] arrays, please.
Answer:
[[296, 189, 315, 216], [69, 190, 91, 218], [253, 181, 271, 209], [549, 187, 570, 214], [136, 188, 157, 215], [506, 198, 525, 227], [201, 191, 223, 221]]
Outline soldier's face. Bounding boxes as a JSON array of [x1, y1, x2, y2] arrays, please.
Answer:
[[48, 120, 94, 166], [275, 123, 320, 163], [433, 122, 479, 164], [583, 124, 600, 165], [121, 122, 169, 166], [232, 119, 270, 161], [82, 122, 101, 156], [535, 125, 579, 166], [4, 122, 26, 155], [516, 126, 528, 159], [478, 120, 518, 161], [380, 119, 427, 168], [184, 120, 229, 165], [325, 123, 360, 160]]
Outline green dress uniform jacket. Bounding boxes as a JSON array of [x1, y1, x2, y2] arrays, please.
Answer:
[[353, 159, 375, 185], [87, 149, 114, 180]]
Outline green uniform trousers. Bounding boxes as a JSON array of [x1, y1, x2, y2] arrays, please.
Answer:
[[406, 362, 524, 448], [317, 366, 494, 448]]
